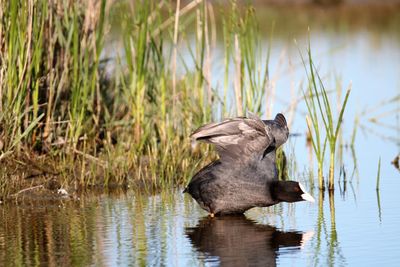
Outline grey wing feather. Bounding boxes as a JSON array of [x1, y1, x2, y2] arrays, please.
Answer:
[[190, 113, 273, 163]]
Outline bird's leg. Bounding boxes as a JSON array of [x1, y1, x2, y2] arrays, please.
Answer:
[[207, 205, 215, 218]]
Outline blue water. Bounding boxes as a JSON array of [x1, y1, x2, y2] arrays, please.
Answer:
[[2, 183, 398, 266], [1, 6, 399, 267]]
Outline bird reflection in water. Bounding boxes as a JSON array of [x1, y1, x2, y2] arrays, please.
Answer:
[[186, 215, 313, 267]]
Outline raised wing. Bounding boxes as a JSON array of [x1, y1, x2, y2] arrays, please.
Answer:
[[191, 112, 274, 163]]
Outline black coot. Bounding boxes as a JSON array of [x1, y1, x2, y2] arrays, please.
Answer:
[[185, 215, 312, 267], [184, 112, 314, 216]]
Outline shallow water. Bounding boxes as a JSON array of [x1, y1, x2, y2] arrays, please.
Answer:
[[1, 5, 400, 267], [1, 183, 400, 266]]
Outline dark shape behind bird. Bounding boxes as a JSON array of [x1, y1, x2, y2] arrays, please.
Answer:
[[185, 215, 313, 267], [184, 112, 314, 216]]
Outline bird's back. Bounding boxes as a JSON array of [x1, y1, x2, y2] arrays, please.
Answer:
[[185, 152, 278, 214]]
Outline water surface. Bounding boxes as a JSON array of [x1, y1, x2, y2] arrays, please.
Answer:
[[1, 185, 400, 266], [1, 5, 399, 267]]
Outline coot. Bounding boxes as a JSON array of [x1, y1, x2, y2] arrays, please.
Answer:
[[185, 215, 312, 267], [184, 112, 314, 216]]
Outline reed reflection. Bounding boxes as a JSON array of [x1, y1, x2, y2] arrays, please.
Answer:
[[186, 215, 312, 267]]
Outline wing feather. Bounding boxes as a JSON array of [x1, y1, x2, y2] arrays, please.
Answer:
[[191, 113, 273, 163]]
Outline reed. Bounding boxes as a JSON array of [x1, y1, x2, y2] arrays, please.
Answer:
[[0, 0, 292, 198], [304, 88, 328, 190], [276, 147, 287, 180], [376, 157, 381, 190], [301, 41, 351, 190], [112, 0, 214, 188], [0, 1, 105, 146], [219, 2, 271, 117]]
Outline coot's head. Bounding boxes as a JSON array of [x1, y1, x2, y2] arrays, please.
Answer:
[[262, 113, 289, 148], [270, 181, 315, 203]]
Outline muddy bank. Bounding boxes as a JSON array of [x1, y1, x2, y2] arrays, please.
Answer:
[[0, 155, 122, 203]]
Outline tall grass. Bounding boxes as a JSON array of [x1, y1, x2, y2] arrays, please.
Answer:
[[376, 157, 381, 190], [304, 85, 328, 189], [0, 0, 112, 195], [111, 0, 213, 189], [301, 42, 351, 190], [222, 3, 270, 116], [0, 0, 223, 198], [0, 0, 115, 195], [0, 0, 106, 152], [1, 0, 353, 198]]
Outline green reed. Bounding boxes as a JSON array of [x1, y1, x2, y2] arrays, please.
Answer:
[[0, 0, 108, 194], [0, 0, 105, 149], [301, 41, 351, 190], [303, 84, 328, 190], [222, 2, 270, 116], [376, 157, 381, 190], [108, 0, 215, 188], [0, 0, 282, 197]]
